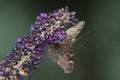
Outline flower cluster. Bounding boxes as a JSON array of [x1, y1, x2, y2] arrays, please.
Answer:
[[0, 7, 78, 80]]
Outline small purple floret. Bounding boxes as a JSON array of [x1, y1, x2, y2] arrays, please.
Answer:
[[0, 71, 4, 75], [16, 38, 22, 42], [30, 25, 35, 31], [40, 13, 47, 18]]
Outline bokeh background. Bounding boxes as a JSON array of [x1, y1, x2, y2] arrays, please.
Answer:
[[0, 0, 120, 80]]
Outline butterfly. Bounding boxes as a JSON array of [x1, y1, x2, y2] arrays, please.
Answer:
[[48, 21, 85, 73]]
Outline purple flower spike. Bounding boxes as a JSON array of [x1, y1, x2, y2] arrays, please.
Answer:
[[40, 13, 47, 18], [0, 7, 79, 80]]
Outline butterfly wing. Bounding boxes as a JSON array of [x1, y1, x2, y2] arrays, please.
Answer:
[[48, 21, 85, 73]]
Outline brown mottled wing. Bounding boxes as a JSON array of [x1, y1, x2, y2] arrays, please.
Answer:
[[48, 21, 85, 73]]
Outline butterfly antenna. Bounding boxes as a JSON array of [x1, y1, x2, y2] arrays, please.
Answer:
[[77, 31, 91, 41], [76, 31, 91, 48], [78, 43, 87, 48]]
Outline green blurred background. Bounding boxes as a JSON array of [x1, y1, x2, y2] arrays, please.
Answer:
[[0, 0, 120, 80]]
